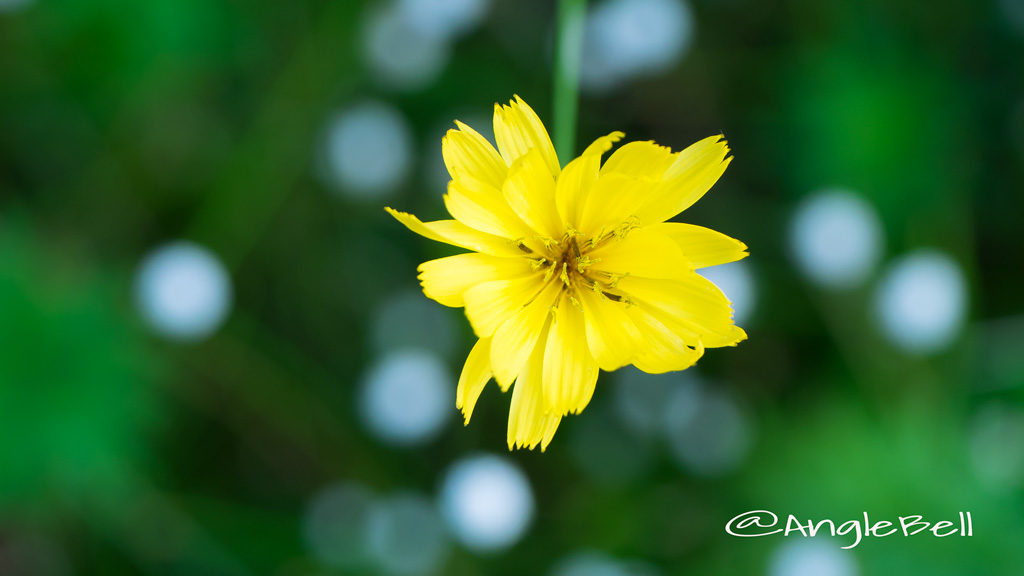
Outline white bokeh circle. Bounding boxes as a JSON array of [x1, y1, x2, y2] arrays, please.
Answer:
[[134, 241, 232, 342], [439, 454, 535, 552]]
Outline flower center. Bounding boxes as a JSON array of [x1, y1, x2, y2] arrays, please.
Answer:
[[529, 221, 641, 309]]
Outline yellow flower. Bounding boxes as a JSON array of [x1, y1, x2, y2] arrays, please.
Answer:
[[386, 96, 747, 451]]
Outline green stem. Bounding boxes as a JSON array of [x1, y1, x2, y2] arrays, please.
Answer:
[[554, 0, 587, 164]]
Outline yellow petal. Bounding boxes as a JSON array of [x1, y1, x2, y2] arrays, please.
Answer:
[[600, 140, 676, 179], [576, 289, 643, 371], [588, 228, 693, 280], [444, 179, 539, 247], [583, 131, 625, 156], [444, 181, 513, 238], [625, 307, 705, 374], [507, 331, 562, 451], [493, 95, 560, 176], [577, 172, 658, 238], [503, 148, 562, 240], [634, 135, 732, 225], [463, 276, 544, 338], [555, 132, 624, 231], [617, 274, 747, 348], [457, 337, 493, 424], [385, 207, 528, 257], [442, 120, 507, 190], [489, 280, 561, 389], [418, 253, 536, 307], [543, 293, 599, 415], [646, 222, 749, 268], [539, 413, 561, 451]]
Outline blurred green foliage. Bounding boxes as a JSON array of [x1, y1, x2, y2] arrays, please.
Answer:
[[0, 220, 160, 511]]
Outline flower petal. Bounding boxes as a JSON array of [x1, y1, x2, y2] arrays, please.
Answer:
[[617, 274, 746, 348], [634, 135, 732, 225], [503, 148, 562, 240], [625, 306, 705, 374], [444, 179, 540, 248], [444, 180, 514, 238], [507, 332, 562, 451], [442, 120, 507, 190], [583, 131, 626, 156], [601, 140, 676, 179], [576, 173, 657, 238], [555, 132, 624, 231], [385, 207, 528, 257], [489, 280, 561, 389], [543, 293, 599, 416], [588, 228, 693, 280], [457, 337, 493, 424], [576, 289, 643, 371], [493, 95, 560, 176], [645, 222, 749, 268], [418, 253, 536, 307], [463, 276, 544, 338]]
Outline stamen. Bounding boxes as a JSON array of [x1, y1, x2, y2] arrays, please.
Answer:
[[588, 217, 643, 251], [569, 295, 583, 311], [576, 255, 601, 273], [543, 262, 557, 283], [613, 215, 642, 240], [534, 236, 560, 250], [510, 238, 534, 253], [608, 271, 629, 288], [559, 262, 571, 287], [530, 257, 548, 270], [602, 291, 637, 308]]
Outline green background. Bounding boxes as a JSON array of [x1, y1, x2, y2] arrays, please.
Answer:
[[1, 0, 1022, 574]]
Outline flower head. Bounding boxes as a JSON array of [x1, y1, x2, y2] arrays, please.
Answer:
[[386, 96, 747, 451]]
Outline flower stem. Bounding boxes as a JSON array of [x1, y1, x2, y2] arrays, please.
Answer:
[[554, 0, 587, 164]]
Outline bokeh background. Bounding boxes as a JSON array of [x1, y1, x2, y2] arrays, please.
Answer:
[[2, 0, 1023, 574]]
